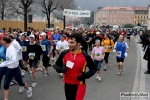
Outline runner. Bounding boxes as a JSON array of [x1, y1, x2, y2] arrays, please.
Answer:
[[56, 35, 69, 77], [54, 33, 96, 100], [8, 35, 29, 85], [20, 34, 32, 79], [126, 29, 131, 43], [52, 29, 61, 61], [91, 40, 105, 82], [40, 32, 53, 77], [101, 34, 114, 71], [27, 34, 44, 87], [0, 36, 32, 99], [113, 35, 129, 75], [0, 36, 7, 88]]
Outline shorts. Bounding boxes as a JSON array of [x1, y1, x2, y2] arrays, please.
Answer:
[[29, 60, 39, 68], [42, 55, 50, 67], [22, 53, 28, 61], [94, 60, 103, 71], [116, 58, 124, 63]]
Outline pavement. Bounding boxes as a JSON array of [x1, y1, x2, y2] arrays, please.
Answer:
[[0, 37, 149, 100]]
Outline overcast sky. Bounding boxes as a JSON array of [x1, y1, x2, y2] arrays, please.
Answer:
[[76, 0, 150, 11]]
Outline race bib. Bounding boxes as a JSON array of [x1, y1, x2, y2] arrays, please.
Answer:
[[95, 53, 101, 57], [21, 46, 27, 52], [116, 51, 121, 57], [89, 37, 92, 41], [41, 45, 46, 51], [60, 46, 64, 50], [104, 46, 108, 50], [66, 60, 74, 69], [29, 53, 35, 60], [0, 59, 3, 63], [53, 40, 58, 44]]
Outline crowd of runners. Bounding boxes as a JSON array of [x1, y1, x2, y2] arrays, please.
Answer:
[[0, 27, 149, 100]]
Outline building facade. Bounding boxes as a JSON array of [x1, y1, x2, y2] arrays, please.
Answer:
[[133, 6, 148, 26], [94, 6, 135, 26]]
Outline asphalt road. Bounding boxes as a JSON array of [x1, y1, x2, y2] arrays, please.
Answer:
[[0, 39, 137, 100]]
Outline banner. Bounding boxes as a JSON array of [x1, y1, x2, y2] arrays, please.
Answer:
[[63, 9, 91, 17]]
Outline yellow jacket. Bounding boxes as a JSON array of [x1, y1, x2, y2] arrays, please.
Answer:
[[101, 38, 114, 52]]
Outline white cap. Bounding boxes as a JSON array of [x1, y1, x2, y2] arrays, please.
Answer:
[[96, 32, 100, 34], [40, 32, 46, 36], [29, 34, 35, 38]]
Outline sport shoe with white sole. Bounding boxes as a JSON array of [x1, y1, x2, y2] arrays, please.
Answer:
[[41, 68, 45, 75], [104, 66, 107, 71], [96, 76, 99, 80], [19, 86, 24, 93], [26, 87, 32, 98], [117, 72, 121, 75], [31, 82, 37, 88], [98, 76, 101, 82], [28, 72, 32, 79], [59, 73, 63, 78], [121, 66, 124, 72]]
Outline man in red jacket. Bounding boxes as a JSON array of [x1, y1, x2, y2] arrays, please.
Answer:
[[54, 33, 96, 100]]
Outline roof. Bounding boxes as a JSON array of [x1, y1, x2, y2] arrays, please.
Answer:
[[101, 6, 134, 11], [132, 6, 148, 11]]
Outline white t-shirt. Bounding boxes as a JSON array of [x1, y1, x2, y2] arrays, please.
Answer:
[[56, 40, 69, 53], [11, 39, 22, 60], [0, 45, 18, 69]]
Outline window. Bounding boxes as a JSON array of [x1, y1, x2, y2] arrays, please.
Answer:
[[141, 16, 142, 19], [135, 16, 136, 19], [99, 18, 100, 21], [144, 16, 145, 19], [110, 14, 112, 18], [135, 21, 136, 24], [110, 19, 112, 22], [118, 19, 120, 22], [138, 16, 139, 19], [114, 19, 116, 23], [122, 19, 124, 23]]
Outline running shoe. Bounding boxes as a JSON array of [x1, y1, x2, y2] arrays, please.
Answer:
[[21, 72, 25, 77], [96, 75, 99, 80], [41, 68, 45, 75], [59, 73, 63, 78], [28, 72, 32, 79], [98, 76, 101, 82], [19, 86, 24, 93], [31, 82, 37, 88], [26, 87, 32, 98], [121, 66, 124, 72], [117, 72, 121, 75], [104, 66, 107, 71]]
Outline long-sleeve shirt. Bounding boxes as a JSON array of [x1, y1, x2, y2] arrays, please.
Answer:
[[0, 45, 18, 69], [11, 39, 22, 60]]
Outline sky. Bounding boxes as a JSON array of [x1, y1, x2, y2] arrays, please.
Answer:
[[75, 0, 150, 11]]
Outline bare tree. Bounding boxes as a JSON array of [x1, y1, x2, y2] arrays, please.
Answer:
[[14, 0, 34, 31], [57, 0, 76, 29], [0, 0, 13, 20], [41, 0, 57, 28]]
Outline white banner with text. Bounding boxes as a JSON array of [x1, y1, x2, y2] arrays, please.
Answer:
[[63, 9, 91, 17]]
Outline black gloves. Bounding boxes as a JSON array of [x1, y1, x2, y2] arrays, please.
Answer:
[[77, 72, 87, 81], [54, 65, 67, 73]]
